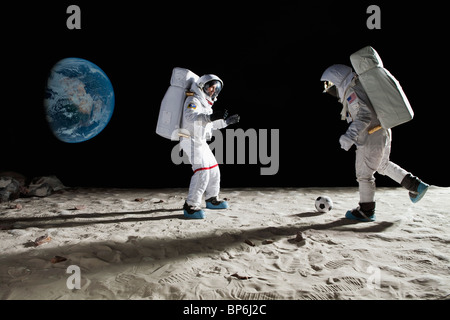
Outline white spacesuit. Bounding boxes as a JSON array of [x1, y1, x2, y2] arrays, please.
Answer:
[[321, 64, 429, 222], [181, 74, 240, 219]]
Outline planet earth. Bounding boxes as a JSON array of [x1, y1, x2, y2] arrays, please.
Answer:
[[44, 58, 115, 143]]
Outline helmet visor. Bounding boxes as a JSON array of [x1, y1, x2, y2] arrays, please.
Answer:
[[204, 80, 222, 100], [323, 81, 338, 98]]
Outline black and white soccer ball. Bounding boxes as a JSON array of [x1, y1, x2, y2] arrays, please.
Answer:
[[315, 196, 333, 213]]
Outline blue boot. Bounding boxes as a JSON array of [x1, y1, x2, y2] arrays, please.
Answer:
[[183, 202, 205, 219], [205, 197, 229, 209], [409, 181, 429, 204], [345, 202, 376, 222], [401, 174, 429, 204]]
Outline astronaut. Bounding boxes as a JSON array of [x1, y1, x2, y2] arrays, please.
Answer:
[[180, 74, 240, 219], [321, 64, 429, 222]]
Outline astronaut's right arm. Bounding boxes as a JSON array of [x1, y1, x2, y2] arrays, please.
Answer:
[[339, 96, 372, 151], [344, 99, 372, 143]]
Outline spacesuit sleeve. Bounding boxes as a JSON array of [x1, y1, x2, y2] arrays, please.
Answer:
[[212, 119, 227, 130], [183, 99, 210, 125], [344, 94, 372, 143]]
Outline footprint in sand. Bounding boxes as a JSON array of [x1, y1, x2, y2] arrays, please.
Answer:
[[158, 270, 198, 284], [324, 259, 353, 270], [230, 288, 285, 300], [311, 276, 366, 296]]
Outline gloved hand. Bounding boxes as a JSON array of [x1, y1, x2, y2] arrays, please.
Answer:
[[339, 134, 354, 151], [210, 109, 227, 122], [225, 114, 240, 126]]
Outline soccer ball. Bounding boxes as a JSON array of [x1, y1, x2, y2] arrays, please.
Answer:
[[315, 196, 333, 213]]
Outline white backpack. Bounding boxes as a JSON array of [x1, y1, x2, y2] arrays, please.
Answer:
[[350, 46, 414, 130], [156, 67, 199, 141]]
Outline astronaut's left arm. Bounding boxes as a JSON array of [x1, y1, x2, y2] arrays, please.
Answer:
[[212, 119, 227, 130]]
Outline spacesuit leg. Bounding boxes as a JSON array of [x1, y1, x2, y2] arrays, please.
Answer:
[[205, 166, 220, 201], [348, 137, 385, 222], [202, 147, 220, 200], [204, 163, 230, 209], [379, 161, 409, 184], [200, 145, 230, 209], [355, 152, 376, 203], [181, 138, 211, 207], [355, 130, 389, 203], [187, 170, 211, 207], [377, 130, 409, 184], [377, 131, 429, 203]]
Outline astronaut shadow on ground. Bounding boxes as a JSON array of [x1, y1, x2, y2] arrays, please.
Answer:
[[2, 213, 393, 262], [2, 186, 449, 300], [0, 209, 184, 231]]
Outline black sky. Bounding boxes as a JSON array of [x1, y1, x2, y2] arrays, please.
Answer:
[[1, 1, 448, 188]]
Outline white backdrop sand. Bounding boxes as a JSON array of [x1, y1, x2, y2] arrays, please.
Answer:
[[0, 186, 449, 300]]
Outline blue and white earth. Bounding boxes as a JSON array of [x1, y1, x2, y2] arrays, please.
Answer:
[[44, 58, 115, 143]]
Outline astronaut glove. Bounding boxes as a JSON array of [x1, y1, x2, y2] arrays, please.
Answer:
[[339, 134, 354, 151], [225, 114, 240, 126]]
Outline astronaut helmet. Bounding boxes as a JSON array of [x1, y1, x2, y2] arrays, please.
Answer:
[[198, 74, 223, 101], [321, 64, 354, 100]]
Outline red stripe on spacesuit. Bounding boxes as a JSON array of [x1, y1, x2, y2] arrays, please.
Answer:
[[193, 164, 218, 174]]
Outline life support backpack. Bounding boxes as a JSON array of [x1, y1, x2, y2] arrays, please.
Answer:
[[156, 67, 199, 141], [350, 46, 414, 130]]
